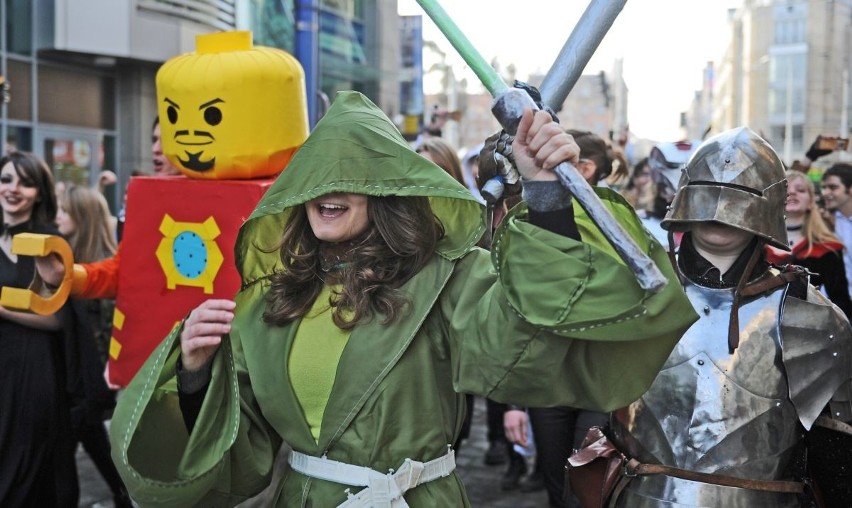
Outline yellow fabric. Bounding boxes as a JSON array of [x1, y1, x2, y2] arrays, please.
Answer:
[[288, 286, 352, 442]]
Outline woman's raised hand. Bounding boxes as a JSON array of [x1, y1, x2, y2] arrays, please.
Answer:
[[511, 109, 580, 182], [180, 299, 235, 372]]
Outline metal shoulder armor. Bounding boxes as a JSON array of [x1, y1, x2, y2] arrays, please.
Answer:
[[780, 284, 852, 429]]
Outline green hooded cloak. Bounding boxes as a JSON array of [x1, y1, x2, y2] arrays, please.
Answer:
[[110, 91, 697, 507]]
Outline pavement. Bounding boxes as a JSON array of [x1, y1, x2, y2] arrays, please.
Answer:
[[78, 397, 549, 507]]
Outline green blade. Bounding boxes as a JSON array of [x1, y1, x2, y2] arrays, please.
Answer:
[[416, 0, 509, 98]]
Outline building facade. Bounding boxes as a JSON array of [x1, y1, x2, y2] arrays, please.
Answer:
[[1, 0, 403, 213], [710, 0, 852, 166]]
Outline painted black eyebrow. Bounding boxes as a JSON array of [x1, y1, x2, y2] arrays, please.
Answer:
[[199, 98, 224, 109], [164, 98, 180, 109]]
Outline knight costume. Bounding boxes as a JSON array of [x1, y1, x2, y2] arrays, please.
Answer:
[[608, 127, 852, 507]]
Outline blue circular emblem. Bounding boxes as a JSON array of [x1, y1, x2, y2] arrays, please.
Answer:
[[173, 231, 208, 279]]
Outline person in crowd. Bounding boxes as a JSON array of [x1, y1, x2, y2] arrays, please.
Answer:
[[565, 129, 628, 186], [821, 163, 852, 300], [461, 143, 485, 203], [465, 134, 533, 489], [571, 127, 852, 507], [109, 91, 696, 507], [620, 157, 655, 218], [414, 136, 477, 455], [0, 152, 69, 505], [472, 132, 541, 489], [766, 170, 852, 320], [54, 184, 133, 507], [418, 136, 537, 488], [502, 406, 544, 492], [416, 137, 465, 184], [644, 139, 701, 244], [151, 116, 182, 177], [503, 128, 620, 507]]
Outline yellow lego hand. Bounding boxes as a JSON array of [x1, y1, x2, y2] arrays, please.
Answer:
[[0, 233, 74, 315]]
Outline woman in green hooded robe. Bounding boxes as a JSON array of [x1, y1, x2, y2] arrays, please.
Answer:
[[110, 91, 697, 507]]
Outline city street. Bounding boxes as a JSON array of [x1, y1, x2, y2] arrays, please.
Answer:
[[78, 397, 548, 507]]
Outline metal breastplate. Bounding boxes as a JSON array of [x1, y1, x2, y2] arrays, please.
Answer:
[[610, 281, 804, 507]]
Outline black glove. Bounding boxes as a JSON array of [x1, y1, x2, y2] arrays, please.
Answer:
[[805, 135, 833, 161], [477, 130, 521, 204], [513, 80, 559, 122]]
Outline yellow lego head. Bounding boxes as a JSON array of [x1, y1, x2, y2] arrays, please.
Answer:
[[156, 31, 309, 180]]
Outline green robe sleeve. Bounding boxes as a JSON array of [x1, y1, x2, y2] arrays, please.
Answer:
[[445, 191, 697, 411], [109, 283, 281, 507]]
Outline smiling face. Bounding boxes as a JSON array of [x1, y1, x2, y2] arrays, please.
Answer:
[[785, 175, 811, 219], [306, 193, 370, 243], [0, 162, 38, 225], [821, 175, 852, 215]]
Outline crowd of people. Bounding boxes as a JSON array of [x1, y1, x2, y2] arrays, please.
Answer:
[[3, 83, 852, 508]]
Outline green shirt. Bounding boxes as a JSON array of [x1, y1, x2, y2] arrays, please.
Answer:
[[289, 286, 351, 442]]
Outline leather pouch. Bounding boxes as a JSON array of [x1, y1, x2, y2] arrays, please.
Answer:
[[565, 426, 625, 508]]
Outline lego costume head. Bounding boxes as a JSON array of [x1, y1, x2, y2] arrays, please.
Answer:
[[662, 127, 789, 250], [157, 31, 309, 180]]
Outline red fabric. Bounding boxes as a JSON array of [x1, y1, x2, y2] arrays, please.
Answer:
[[79, 248, 120, 300], [107, 176, 274, 387], [766, 239, 844, 264]]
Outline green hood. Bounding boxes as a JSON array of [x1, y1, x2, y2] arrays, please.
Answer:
[[235, 91, 485, 284]]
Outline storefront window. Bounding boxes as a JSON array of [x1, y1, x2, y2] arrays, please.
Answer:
[[37, 65, 115, 130], [5, 0, 32, 55], [6, 59, 31, 120]]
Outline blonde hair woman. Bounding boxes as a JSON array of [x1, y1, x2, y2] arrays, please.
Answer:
[[57, 184, 117, 263], [56, 185, 131, 507], [766, 170, 852, 319]]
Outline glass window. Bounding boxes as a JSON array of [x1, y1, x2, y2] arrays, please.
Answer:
[[6, 59, 32, 121], [769, 125, 784, 150], [319, 10, 366, 63], [5, 0, 32, 55], [37, 65, 116, 129], [43, 136, 94, 186], [5, 125, 31, 153], [248, 0, 295, 52]]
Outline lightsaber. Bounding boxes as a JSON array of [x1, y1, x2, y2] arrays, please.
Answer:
[[416, 0, 667, 292]]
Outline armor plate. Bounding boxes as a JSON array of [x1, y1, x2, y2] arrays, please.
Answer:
[[610, 281, 803, 507]]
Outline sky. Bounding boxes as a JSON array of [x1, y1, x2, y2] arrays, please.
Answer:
[[397, 0, 738, 142]]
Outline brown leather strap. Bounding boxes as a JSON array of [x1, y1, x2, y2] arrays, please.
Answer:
[[814, 415, 852, 436], [624, 459, 805, 494], [740, 270, 800, 297], [728, 246, 763, 353]]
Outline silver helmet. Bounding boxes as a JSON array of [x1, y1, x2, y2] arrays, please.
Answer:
[[648, 139, 701, 193], [661, 127, 789, 250]]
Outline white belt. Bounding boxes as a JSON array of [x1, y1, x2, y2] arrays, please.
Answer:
[[288, 446, 456, 508]]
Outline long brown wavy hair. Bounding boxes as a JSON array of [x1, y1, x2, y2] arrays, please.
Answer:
[[263, 194, 445, 330]]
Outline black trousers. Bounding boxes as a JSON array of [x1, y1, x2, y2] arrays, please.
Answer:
[[528, 406, 608, 508], [486, 398, 507, 443]]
